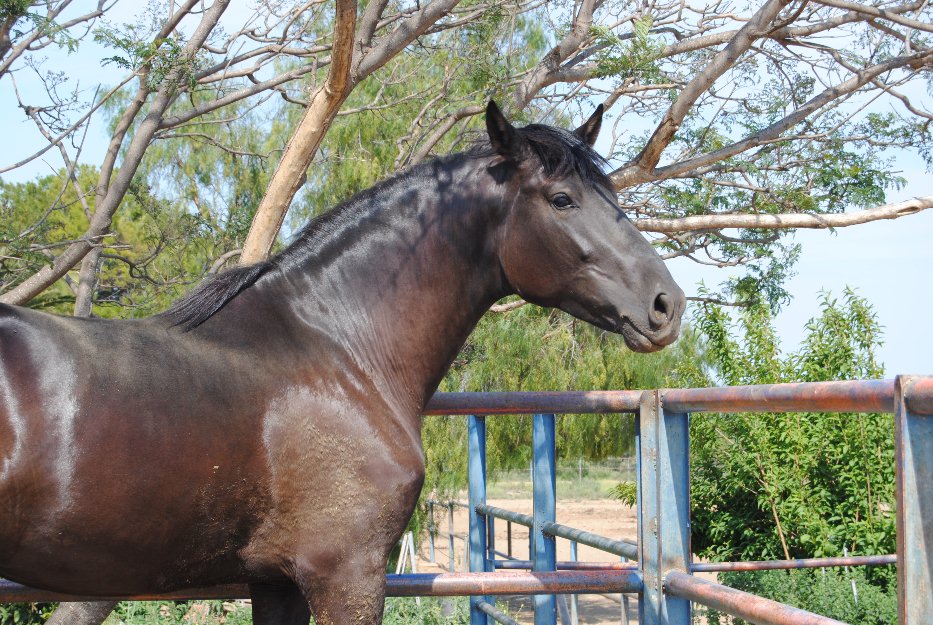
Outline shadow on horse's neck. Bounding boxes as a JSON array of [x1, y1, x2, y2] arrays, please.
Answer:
[[261, 152, 513, 408]]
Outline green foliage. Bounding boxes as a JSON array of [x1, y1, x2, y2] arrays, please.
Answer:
[[0, 0, 31, 21], [94, 25, 203, 90], [707, 567, 897, 625], [1, 0, 78, 51], [420, 304, 705, 509], [591, 17, 663, 82], [0, 167, 230, 317], [1, 597, 468, 625], [0, 602, 55, 625], [608, 480, 637, 507], [382, 597, 469, 625], [687, 289, 895, 621]]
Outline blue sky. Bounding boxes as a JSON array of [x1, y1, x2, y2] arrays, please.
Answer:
[[667, 177, 933, 377]]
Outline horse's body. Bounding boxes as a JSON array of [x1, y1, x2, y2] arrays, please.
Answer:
[[0, 103, 683, 624]]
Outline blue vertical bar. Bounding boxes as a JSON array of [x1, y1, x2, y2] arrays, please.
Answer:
[[533, 413, 557, 625], [895, 376, 933, 624], [638, 391, 691, 625], [569, 541, 579, 625], [428, 501, 436, 563], [468, 415, 490, 625]]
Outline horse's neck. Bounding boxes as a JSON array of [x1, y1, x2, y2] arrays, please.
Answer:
[[282, 158, 511, 413]]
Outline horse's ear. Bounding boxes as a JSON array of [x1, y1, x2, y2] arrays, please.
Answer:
[[486, 100, 525, 159], [574, 104, 604, 146]]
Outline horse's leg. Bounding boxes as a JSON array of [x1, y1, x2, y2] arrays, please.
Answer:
[[297, 552, 390, 625], [250, 582, 311, 625]]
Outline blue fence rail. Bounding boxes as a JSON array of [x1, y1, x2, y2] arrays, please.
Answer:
[[423, 375, 931, 625], [1, 376, 930, 625]]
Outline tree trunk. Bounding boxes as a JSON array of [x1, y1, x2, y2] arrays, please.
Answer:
[[44, 602, 118, 625], [239, 0, 358, 264], [239, 84, 352, 263]]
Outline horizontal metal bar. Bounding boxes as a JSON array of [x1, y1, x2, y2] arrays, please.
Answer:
[[422, 379, 933, 416], [662, 379, 895, 414], [541, 522, 638, 561], [476, 600, 521, 625], [386, 570, 644, 597], [494, 554, 895, 573], [0, 579, 249, 602], [692, 554, 896, 572], [494, 560, 636, 571], [425, 391, 641, 415], [477, 504, 534, 528], [0, 571, 644, 603], [665, 571, 846, 625]]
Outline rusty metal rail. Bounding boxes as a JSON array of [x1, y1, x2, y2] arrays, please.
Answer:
[[492, 554, 896, 573], [665, 571, 847, 625], [691, 554, 897, 572], [0, 571, 643, 603]]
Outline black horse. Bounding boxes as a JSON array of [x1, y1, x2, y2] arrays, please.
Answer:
[[0, 102, 684, 624]]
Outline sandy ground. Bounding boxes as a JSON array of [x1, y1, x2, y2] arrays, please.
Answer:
[[411, 499, 641, 625]]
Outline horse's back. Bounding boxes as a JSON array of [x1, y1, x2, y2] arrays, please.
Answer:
[[0, 304, 276, 593]]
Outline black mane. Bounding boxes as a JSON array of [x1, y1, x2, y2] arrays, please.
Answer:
[[515, 124, 612, 190], [162, 121, 612, 331]]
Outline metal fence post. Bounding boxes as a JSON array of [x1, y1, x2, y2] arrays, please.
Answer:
[[428, 501, 436, 563], [468, 415, 491, 625], [894, 375, 933, 624], [637, 390, 691, 625], [533, 413, 557, 625], [448, 502, 456, 573]]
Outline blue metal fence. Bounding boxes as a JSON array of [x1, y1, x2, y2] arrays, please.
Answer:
[[447, 375, 932, 625]]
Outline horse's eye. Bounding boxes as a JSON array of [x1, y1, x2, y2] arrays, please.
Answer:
[[551, 193, 576, 210]]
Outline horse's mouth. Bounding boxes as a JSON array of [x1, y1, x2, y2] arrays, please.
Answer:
[[594, 313, 676, 353], [560, 301, 678, 352], [617, 320, 666, 353]]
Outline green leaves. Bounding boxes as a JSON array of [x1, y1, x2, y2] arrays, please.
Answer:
[[94, 25, 203, 90], [591, 16, 663, 82], [690, 291, 895, 586]]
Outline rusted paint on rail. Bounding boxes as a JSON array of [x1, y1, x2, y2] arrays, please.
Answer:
[[425, 391, 641, 415], [665, 571, 847, 625], [495, 560, 637, 570], [0, 571, 644, 603], [385, 570, 643, 596], [691, 554, 896, 572], [493, 554, 895, 572], [662, 380, 895, 414], [423, 378, 933, 416], [0, 579, 250, 602], [903, 375, 933, 415]]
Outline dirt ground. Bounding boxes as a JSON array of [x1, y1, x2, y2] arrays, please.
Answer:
[[412, 499, 641, 625]]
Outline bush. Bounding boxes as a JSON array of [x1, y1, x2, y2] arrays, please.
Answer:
[[0, 603, 56, 625], [704, 567, 897, 625]]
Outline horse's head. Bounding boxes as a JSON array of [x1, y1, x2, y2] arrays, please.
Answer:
[[487, 101, 685, 352]]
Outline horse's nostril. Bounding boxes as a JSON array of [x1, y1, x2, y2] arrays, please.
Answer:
[[651, 292, 673, 328]]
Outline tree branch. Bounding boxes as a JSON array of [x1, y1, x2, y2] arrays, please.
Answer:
[[609, 0, 791, 189], [633, 196, 933, 233], [0, 0, 232, 306]]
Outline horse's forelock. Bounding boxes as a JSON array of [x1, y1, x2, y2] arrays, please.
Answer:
[[518, 124, 613, 190]]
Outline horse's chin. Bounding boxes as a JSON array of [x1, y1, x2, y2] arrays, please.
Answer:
[[560, 301, 666, 353]]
